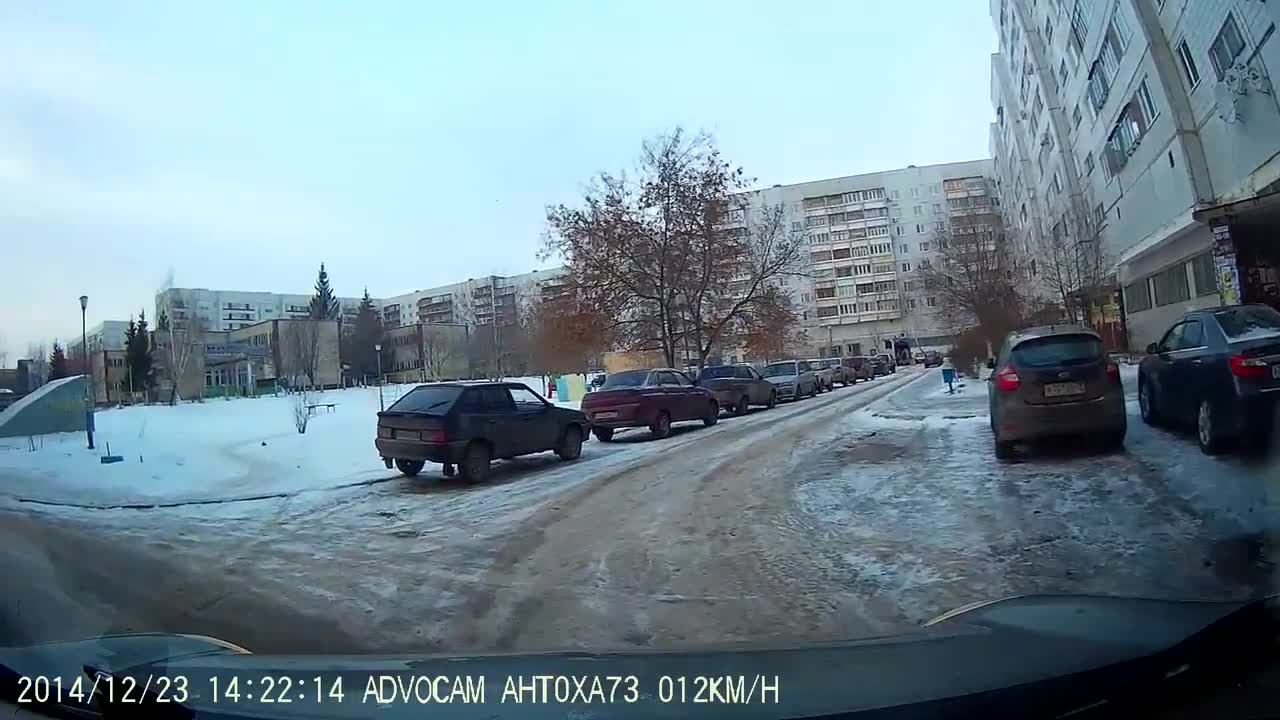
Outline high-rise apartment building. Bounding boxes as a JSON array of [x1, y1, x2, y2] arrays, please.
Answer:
[[154, 288, 369, 333], [727, 160, 997, 359], [990, 0, 1280, 348], [378, 267, 566, 329]]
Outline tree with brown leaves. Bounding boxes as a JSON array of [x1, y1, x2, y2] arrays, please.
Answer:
[[544, 129, 806, 369]]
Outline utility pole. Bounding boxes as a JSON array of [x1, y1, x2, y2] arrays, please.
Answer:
[[79, 295, 94, 450]]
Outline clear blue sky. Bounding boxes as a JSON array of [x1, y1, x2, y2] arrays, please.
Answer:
[[0, 1, 996, 361]]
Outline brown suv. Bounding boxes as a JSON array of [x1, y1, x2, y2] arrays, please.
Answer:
[[987, 325, 1126, 459]]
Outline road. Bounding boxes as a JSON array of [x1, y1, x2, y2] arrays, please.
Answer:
[[2, 368, 1275, 653]]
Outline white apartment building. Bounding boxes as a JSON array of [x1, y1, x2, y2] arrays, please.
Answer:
[[727, 160, 997, 360], [154, 288, 369, 333], [990, 0, 1280, 349], [379, 267, 565, 329]]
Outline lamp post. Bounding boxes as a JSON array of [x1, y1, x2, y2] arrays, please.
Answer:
[[374, 342, 384, 411], [79, 295, 94, 450]]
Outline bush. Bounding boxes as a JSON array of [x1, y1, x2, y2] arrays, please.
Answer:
[[292, 392, 309, 434]]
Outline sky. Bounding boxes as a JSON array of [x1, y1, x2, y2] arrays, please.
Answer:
[[0, 1, 997, 362]]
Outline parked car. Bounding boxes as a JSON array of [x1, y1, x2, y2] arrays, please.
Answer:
[[876, 353, 898, 374], [762, 359, 819, 401], [987, 325, 1126, 459], [841, 356, 874, 382], [695, 364, 777, 415], [820, 357, 850, 387], [912, 349, 926, 365], [869, 355, 890, 377], [807, 358, 835, 392], [581, 368, 719, 441], [375, 381, 590, 483], [1138, 303, 1280, 455], [923, 350, 944, 368]]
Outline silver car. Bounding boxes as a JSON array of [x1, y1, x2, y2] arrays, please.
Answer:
[[806, 358, 835, 392], [762, 359, 819, 401]]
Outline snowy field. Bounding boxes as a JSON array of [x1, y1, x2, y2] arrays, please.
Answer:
[[0, 377, 579, 508]]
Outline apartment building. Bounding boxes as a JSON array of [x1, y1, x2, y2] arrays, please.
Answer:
[[378, 267, 566, 330], [990, 0, 1280, 348], [154, 288, 368, 333], [725, 160, 997, 360]]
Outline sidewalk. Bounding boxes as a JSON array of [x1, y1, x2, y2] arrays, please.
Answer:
[[866, 369, 988, 423]]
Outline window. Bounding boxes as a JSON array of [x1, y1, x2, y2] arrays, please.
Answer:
[[856, 282, 875, 294], [791, 221, 803, 231], [832, 230, 847, 241], [860, 302, 874, 312], [931, 183, 940, 194], [1152, 263, 1190, 306], [867, 226, 888, 237], [509, 386, 547, 409], [1044, 17, 1054, 45], [806, 215, 829, 227], [1051, 171, 1061, 194], [895, 225, 904, 235], [816, 287, 836, 299], [1094, 202, 1106, 225], [855, 264, 872, 275], [911, 187, 919, 198], [1137, 79, 1158, 124], [851, 246, 869, 257], [908, 299, 918, 310], [920, 241, 930, 252], [916, 223, 925, 233], [839, 303, 856, 315], [1072, 104, 1082, 128], [810, 232, 830, 244], [926, 297, 937, 307], [913, 205, 922, 216], [919, 258, 931, 269], [1191, 252, 1217, 296], [816, 306, 839, 318], [1059, 60, 1069, 87], [810, 250, 833, 262], [837, 285, 855, 297], [873, 263, 894, 273], [801, 292, 811, 303], [832, 247, 852, 260], [1176, 39, 1201, 88], [1209, 14, 1246, 81], [892, 190, 900, 199], [902, 280, 916, 291], [899, 244, 909, 254], [900, 262, 911, 272], [932, 203, 941, 213], [1084, 151, 1095, 174], [1103, 82, 1157, 175]]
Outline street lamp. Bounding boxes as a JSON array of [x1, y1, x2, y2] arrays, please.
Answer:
[[79, 295, 94, 450], [374, 342, 384, 411]]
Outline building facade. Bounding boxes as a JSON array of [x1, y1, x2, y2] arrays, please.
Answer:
[[725, 160, 998, 361], [378, 268, 565, 330], [155, 288, 368, 334], [990, 0, 1280, 348]]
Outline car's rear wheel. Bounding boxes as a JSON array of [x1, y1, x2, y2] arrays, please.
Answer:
[[735, 396, 750, 416], [994, 436, 1015, 460], [460, 442, 491, 483], [593, 427, 615, 442], [1139, 379, 1160, 426], [394, 459, 424, 477], [1100, 428, 1126, 453], [556, 425, 583, 461], [650, 411, 672, 438], [766, 391, 777, 409], [703, 401, 720, 427], [1197, 399, 1227, 455]]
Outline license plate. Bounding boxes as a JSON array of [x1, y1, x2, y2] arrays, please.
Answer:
[[594, 411, 619, 420], [1043, 381, 1086, 398], [393, 429, 412, 440]]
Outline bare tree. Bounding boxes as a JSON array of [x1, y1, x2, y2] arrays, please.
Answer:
[[1036, 196, 1109, 325], [284, 320, 321, 389], [544, 129, 806, 369], [420, 324, 463, 380], [915, 207, 1025, 348], [740, 287, 807, 363], [25, 342, 49, 388], [163, 318, 206, 405]]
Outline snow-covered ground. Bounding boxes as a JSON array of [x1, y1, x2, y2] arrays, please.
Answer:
[[0, 379, 576, 508]]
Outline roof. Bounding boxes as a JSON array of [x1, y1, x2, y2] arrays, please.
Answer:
[[1007, 324, 1100, 346]]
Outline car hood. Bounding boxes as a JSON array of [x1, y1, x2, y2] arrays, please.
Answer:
[[2, 594, 1267, 719], [765, 375, 798, 384]]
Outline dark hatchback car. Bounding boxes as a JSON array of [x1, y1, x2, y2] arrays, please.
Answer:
[[988, 325, 1126, 459], [1139, 304, 1280, 455], [695, 364, 777, 415], [375, 382, 590, 482], [581, 368, 719, 441]]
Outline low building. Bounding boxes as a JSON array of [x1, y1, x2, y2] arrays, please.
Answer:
[[382, 323, 471, 383]]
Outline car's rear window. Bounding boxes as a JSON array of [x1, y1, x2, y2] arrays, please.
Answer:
[[602, 370, 648, 388], [1012, 335, 1102, 368], [763, 362, 796, 377], [388, 386, 463, 414], [1215, 306, 1280, 341], [697, 366, 736, 380]]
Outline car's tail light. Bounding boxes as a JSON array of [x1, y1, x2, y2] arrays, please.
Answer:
[[378, 426, 393, 439], [994, 365, 1021, 392], [1229, 353, 1270, 380], [420, 429, 448, 444], [1105, 361, 1121, 383]]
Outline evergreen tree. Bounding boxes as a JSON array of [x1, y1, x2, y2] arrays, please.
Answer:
[[49, 342, 69, 379], [352, 288, 383, 378], [125, 310, 154, 391], [308, 263, 339, 320]]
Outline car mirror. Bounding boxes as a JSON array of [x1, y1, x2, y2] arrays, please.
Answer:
[[1145, 342, 1158, 355]]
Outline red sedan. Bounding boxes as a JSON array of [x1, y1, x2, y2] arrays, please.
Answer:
[[581, 368, 720, 441]]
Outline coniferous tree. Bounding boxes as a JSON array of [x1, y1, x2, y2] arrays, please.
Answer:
[[309, 263, 340, 320], [49, 342, 69, 379]]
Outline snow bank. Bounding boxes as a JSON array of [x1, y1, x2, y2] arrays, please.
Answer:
[[0, 387, 399, 507]]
